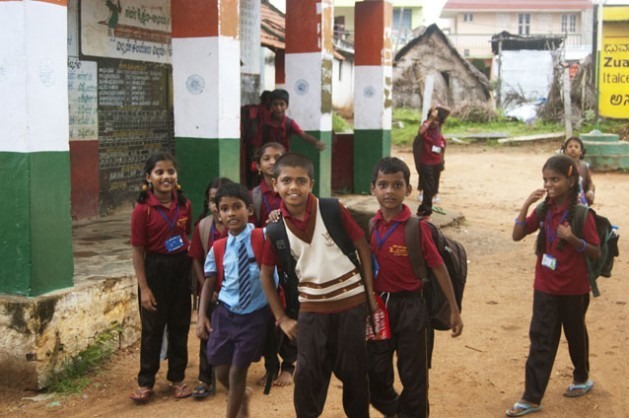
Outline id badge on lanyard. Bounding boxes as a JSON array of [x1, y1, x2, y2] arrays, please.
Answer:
[[542, 209, 567, 271], [157, 205, 184, 253]]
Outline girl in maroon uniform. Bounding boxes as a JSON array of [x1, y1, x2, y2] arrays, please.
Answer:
[[130, 151, 193, 402]]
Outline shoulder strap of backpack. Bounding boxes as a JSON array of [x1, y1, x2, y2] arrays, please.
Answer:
[[265, 220, 294, 274], [213, 237, 228, 290], [250, 228, 265, 267], [405, 216, 429, 280], [199, 215, 214, 255], [252, 187, 263, 223], [572, 204, 589, 239], [319, 197, 360, 269]]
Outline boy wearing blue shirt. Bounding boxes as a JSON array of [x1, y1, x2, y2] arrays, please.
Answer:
[[197, 183, 268, 418]]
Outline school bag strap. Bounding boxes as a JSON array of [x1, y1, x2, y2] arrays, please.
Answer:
[[252, 186, 263, 224], [199, 215, 214, 255], [213, 228, 265, 291], [265, 218, 300, 319]]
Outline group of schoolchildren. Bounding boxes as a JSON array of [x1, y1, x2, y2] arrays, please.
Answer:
[[129, 86, 600, 418]]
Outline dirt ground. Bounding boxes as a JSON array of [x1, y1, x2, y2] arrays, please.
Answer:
[[1, 141, 628, 417]]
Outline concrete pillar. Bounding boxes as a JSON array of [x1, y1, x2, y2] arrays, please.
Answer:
[[0, 0, 74, 296], [171, 0, 241, 215], [285, 0, 333, 197], [240, 0, 261, 105], [354, 0, 393, 194]]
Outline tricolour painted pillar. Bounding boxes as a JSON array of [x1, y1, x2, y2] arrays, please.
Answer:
[[285, 0, 333, 197], [172, 0, 240, 215], [354, 0, 393, 194], [0, 0, 74, 296]]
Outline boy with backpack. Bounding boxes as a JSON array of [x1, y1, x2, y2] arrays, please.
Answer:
[[196, 183, 269, 418], [259, 153, 376, 418], [368, 157, 463, 418]]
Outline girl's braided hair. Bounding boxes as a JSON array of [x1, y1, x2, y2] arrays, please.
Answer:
[[137, 151, 188, 206], [535, 154, 580, 255]]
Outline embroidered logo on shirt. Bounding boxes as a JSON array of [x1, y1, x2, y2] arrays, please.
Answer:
[[389, 245, 408, 257]]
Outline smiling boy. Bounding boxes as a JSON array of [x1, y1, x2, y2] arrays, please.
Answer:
[[259, 153, 376, 418], [197, 182, 268, 418]]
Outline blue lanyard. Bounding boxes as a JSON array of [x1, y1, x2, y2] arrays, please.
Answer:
[[156, 204, 179, 232], [545, 209, 568, 246], [375, 221, 400, 250], [262, 194, 272, 214], [209, 220, 216, 246]]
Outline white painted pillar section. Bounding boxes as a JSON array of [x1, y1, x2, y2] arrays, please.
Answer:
[[354, 65, 393, 130], [240, 0, 261, 74], [285, 53, 333, 132], [172, 37, 241, 140], [0, 2, 69, 153]]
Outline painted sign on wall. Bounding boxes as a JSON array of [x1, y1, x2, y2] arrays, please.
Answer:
[[68, 58, 98, 140], [599, 7, 629, 119], [81, 0, 171, 64]]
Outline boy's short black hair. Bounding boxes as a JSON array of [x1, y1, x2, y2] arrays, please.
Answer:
[[214, 182, 252, 207], [371, 157, 411, 185], [274, 153, 314, 180], [271, 88, 289, 106]]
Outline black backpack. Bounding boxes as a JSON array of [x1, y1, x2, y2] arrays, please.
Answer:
[[535, 203, 619, 296], [369, 216, 467, 331]]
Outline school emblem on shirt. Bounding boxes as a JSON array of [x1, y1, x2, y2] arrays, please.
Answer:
[[322, 232, 335, 247], [389, 244, 408, 257]]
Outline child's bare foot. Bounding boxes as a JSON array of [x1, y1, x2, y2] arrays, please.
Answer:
[[237, 387, 252, 418], [273, 370, 293, 387]]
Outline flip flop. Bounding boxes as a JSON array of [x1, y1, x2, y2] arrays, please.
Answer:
[[191, 383, 210, 399], [129, 387, 153, 403], [505, 402, 542, 417], [432, 206, 447, 215], [564, 379, 594, 397], [172, 382, 192, 399]]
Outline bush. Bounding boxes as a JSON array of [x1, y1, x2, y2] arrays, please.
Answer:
[[450, 102, 498, 123]]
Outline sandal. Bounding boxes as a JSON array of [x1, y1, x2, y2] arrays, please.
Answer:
[[171, 382, 192, 399], [505, 402, 542, 417], [191, 382, 210, 399], [564, 380, 594, 397], [129, 386, 153, 403]]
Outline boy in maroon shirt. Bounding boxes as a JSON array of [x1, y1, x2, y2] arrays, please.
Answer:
[[368, 157, 463, 418]]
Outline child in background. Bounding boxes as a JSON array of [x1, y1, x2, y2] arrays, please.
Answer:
[[368, 157, 463, 418], [188, 177, 233, 399], [251, 142, 286, 227], [414, 105, 450, 218], [507, 154, 601, 417], [561, 136, 595, 206], [130, 151, 193, 402], [197, 182, 269, 418], [259, 153, 376, 418], [256, 89, 326, 152]]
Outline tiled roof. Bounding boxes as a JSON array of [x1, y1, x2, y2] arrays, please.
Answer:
[[443, 0, 592, 11]]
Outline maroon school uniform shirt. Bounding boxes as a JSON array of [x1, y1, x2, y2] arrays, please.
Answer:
[[188, 217, 228, 260], [250, 180, 282, 227], [262, 194, 364, 266], [257, 113, 304, 151], [370, 205, 444, 293], [417, 120, 445, 166], [131, 192, 192, 254], [524, 200, 600, 295]]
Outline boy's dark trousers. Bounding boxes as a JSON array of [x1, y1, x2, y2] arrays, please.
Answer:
[[417, 163, 442, 217], [138, 252, 192, 388], [262, 315, 297, 378], [294, 304, 369, 418], [368, 292, 430, 418], [198, 303, 215, 388], [523, 290, 590, 404]]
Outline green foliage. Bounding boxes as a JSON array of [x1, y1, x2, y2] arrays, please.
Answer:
[[333, 112, 353, 132], [47, 323, 121, 394]]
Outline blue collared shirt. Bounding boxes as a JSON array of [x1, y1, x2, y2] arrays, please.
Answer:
[[204, 224, 268, 314]]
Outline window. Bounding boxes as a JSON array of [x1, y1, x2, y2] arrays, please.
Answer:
[[561, 14, 576, 33], [518, 13, 530, 35], [463, 13, 474, 22]]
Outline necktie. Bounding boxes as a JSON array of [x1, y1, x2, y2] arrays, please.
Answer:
[[237, 240, 252, 309]]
